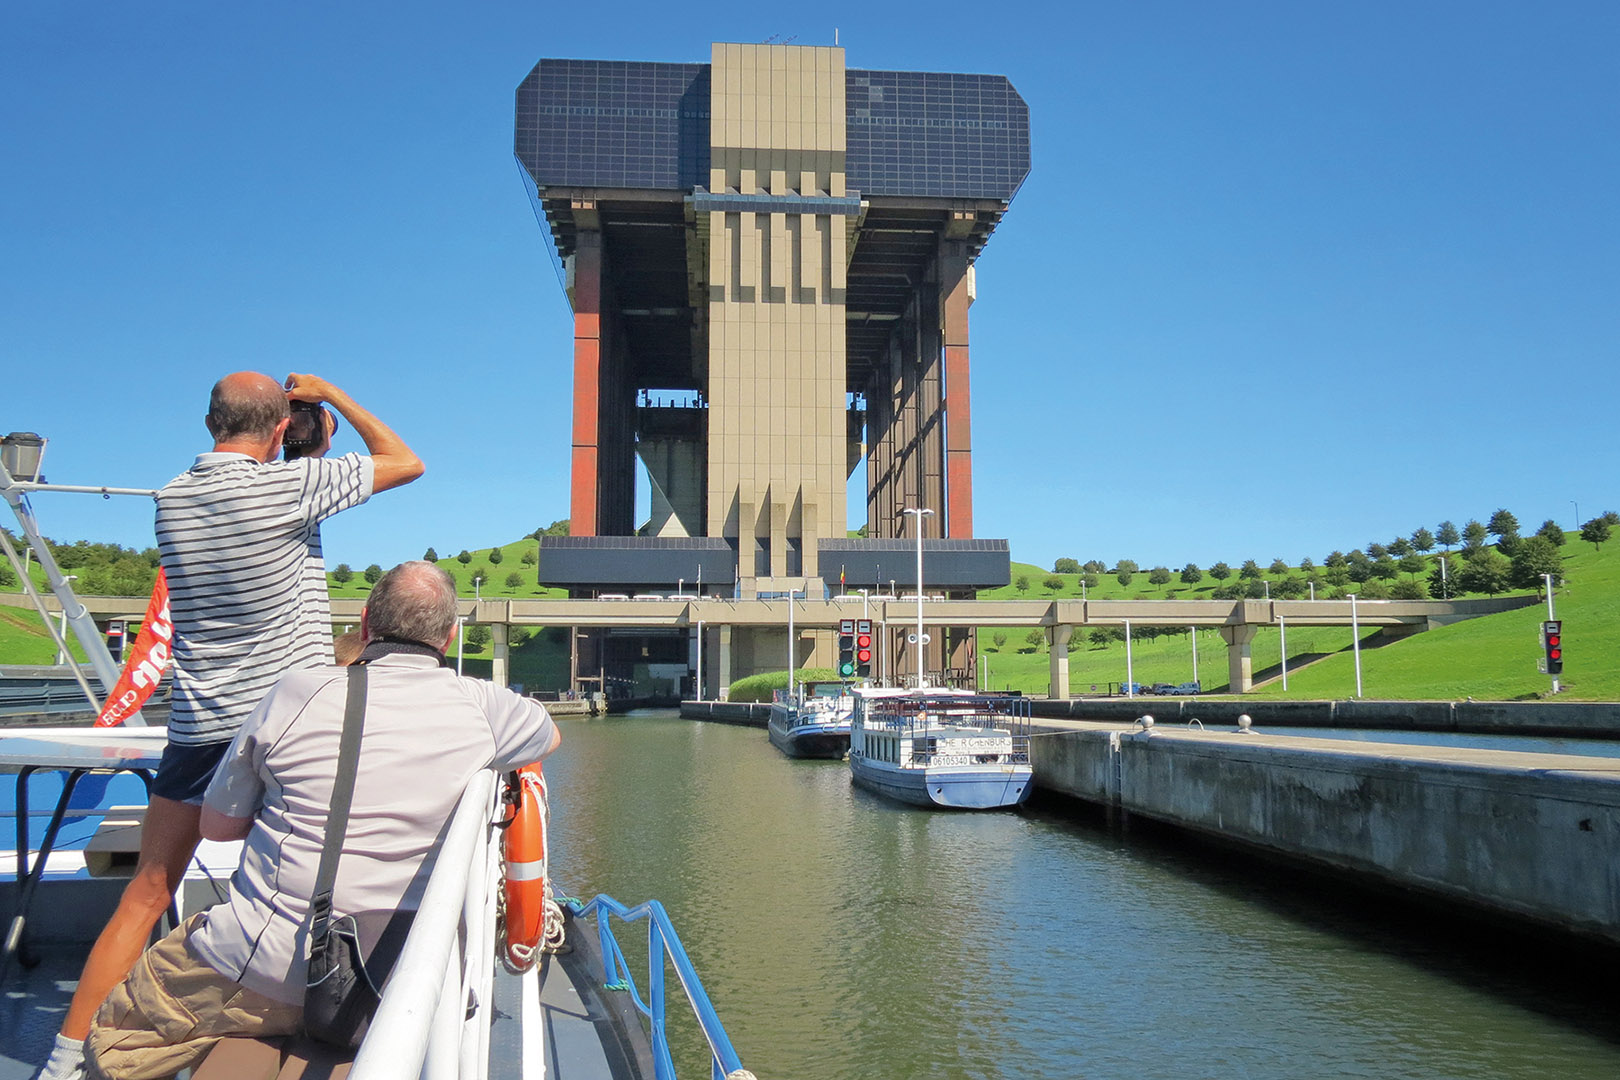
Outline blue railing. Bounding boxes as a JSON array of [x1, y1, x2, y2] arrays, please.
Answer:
[[564, 894, 748, 1080]]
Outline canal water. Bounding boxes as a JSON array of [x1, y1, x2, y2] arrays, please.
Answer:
[[543, 710, 1620, 1079]]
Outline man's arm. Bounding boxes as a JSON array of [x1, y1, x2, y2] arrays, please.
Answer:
[[285, 373, 425, 492], [200, 805, 254, 841]]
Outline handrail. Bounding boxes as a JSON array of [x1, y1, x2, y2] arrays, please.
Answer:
[[566, 893, 749, 1080], [350, 770, 498, 1080]]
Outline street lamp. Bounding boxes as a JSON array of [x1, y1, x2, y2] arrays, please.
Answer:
[[1348, 594, 1363, 698], [1572, 500, 1580, 530], [456, 614, 466, 676], [54, 575, 77, 665], [902, 507, 934, 688]]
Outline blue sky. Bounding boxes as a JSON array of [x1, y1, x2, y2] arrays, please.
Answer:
[[5, 2, 1617, 574]]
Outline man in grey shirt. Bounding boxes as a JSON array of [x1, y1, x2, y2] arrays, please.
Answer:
[[85, 562, 561, 1078]]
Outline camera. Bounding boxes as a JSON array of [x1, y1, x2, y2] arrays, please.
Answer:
[[284, 401, 337, 461]]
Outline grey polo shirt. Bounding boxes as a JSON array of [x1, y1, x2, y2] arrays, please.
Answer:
[[194, 654, 559, 1003]]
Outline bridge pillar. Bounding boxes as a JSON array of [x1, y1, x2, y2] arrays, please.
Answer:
[[491, 622, 509, 689], [717, 625, 733, 700], [1219, 624, 1259, 693], [1047, 625, 1073, 698]]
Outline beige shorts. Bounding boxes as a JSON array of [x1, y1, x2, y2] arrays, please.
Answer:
[[87, 912, 303, 1080]]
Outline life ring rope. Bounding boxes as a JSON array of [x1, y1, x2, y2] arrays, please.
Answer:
[[499, 764, 566, 972]]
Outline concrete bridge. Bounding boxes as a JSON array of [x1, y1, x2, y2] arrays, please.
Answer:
[[4, 592, 1539, 694]]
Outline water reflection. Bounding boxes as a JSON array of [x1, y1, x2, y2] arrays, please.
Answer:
[[543, 711, 1620, 1079]]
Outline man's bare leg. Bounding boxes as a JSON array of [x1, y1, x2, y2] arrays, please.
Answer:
[[60, 795, 203, 1039]]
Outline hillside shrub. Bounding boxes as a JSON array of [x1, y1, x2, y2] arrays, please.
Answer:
[[728, 667, 840, 702]]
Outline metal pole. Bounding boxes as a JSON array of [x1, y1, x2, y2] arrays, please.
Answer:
[[54, 576, 77, 666], [1191, 626, 1199, 686], [1546, 573, 1559, 695], [1440, 556, 1448, 599], [1309, 581, 1315, 602], [787, 590, 795, 700], [1124, 619, 1134, 697], [1349, 594, 1363, 698], [1279, 614, 1288, 692], [1572, 500, 1580, 529], [902, 508, 934, 688], [456, 615, 465, 677], [696, 619, 704, 701]]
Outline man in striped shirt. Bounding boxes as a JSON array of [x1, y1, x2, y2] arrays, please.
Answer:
[[41, 371, 422, 1080]]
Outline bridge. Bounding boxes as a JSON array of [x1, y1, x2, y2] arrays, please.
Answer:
[[3, 592, 1539, 695]]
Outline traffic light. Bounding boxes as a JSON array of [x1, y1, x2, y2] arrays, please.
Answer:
[[838, 618, 856, 679], [1542, 620, 1563, 675], [856, 619, 873, 678]]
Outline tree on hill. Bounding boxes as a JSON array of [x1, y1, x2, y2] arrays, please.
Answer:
[[488, 547, 504, 566], [332, 563, 353, 584], [1080, 572, 1100, 591], [1436, 521, 1460, 550], [1082, 560, 1107, 574], [1367, 542, 1388, 560], [1324, 551, 1346, 568], [1239, 560, 1261, 580], [1581, 517, 1611, 552], [1487, 509, 1519, 539], [992, 632, 1007, 649], [1356, 579, 1391, 600], [1268, 558, 1289, 576], [533, 520, 569, 539], [1371, 556, 1399, 580], [1398, 552, 1428, 579], [1043, 574, 1063, 592], [521, 548, 538, 565], [457, 550, 473, 565], [423, 547, 438, 562], [1209, 561, 1232, 580], [1389, 536, 1412, 557], [1604, 511, 1620, 526], [1390, 578, 1428, 600], [1276, 576, 1306, 599], [1345, 550, 1371, 582], [1411, 527, 1435, 553], [1461, 520, 1488, 551], [364, 564, 383, 584], [1536, 519, 1567, 547], [463, 624, 492, 652], [505, 571, 524, 589], [1180, 563, 1203, 585], [1299, 556, 1315, 573], [1243, 578, 1268, 599], [1325, 563, 1350, 587], [471, 567, 490, 587], [1053, 557, 1079, 574], [1114, 559, 1137, 586], [1456, 548, 1510, 596], [1509, 536, 1563, 594], [1023, 629, 1045, 652], [1149, 566, 1172, 588], [1015, 575, 1030, 593]]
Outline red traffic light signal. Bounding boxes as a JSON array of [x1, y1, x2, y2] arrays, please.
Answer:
[[855, 619, 873, 677], [1543, 620, 1563, 675]]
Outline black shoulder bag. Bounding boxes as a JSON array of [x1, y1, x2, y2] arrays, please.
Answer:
[[302, 664, 415, 1049]]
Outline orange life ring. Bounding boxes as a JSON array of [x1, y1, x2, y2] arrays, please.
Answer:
[[502, 763, 548, 970]]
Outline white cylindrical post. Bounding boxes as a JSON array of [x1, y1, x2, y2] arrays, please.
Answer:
[[787, 591, 796, 700], [1279, 614, 1288, 692], [1191, 626, 1199, 685], [1124, 619, 1134, 697], [903, 507, 934, 689], [695, 620, 704, 701], [1349, 595, 1363, 698], [456, 615, 466, 677]]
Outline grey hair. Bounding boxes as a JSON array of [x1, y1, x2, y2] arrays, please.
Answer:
[[366, 561, 458, 646], [206, 374, 290, 441]]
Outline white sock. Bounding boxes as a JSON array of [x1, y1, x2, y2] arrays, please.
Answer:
[[37, 1033, 86, 1080]]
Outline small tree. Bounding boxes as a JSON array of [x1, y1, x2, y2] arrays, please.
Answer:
[[1043, 574, 1064, 592], [1149, 566, 1172, 588], [332, 563, 354, 584], [1367, 542, 1388, 560], [1243, 578, 1268, 599], [1179, 563, 1203, 585], [1456, 548, 1510, 596], [1015, 575, 1030, 593], [1080, 572, 1100, 591], [1604, 511, 1620, 526], [1268, 558, 1289, 576], [1115, 566, 1135, 586], [1115, 559, 1138, 577], [463, 624, 492, 652], [992, 631, 1007, 650], [1388, 537, 1412, 557], [1022, 629, 1045, 653], [1581, 517, 1611, 552], [364, 563, 383, 584], [1082, 560, 1107, 573], [488, 547, 504, 566], [505, 571, 524, 589], [1436, 521, 1460, 550], [1371, 556, 1399, 581], [1509, 536, 1563, 593], [1461, 519, 1488, 550], [1209, 561, 1232, 581], [1390, 578, 1428, 600], [1324, 551, 1347, 568], [1089, 628, 1113, 648], [1356, 579, 1391, 600], [1299, 556, 1315, 573], [1411, 527, 1435, 553], [1397, 552, 1428, 579], [423, 547, 439, 563], [457, 550, 473, 565], [1487, 508, 1519, 539], [1053, 557, 1080, 574], [1535, 519, 1567, 547], [471, 567, 490, 587], [1276, 576, 1307, 599], [1239, 559, 1261, 580], [521, 547, 538, 565], [510, 626, 532, 646], [0, 563, 12, 586]]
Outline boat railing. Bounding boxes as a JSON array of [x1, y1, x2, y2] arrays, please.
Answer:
[[564, 893, 752, 1080]]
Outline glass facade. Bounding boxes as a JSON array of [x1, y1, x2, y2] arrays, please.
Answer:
[[515, 59, 1029, 201]]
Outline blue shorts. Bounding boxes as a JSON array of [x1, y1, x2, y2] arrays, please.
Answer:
[[151, 741, 230, 805]]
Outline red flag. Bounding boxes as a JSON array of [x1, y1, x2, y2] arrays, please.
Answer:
[[96, 568, 173, 727], [840, 565, 846, 588]]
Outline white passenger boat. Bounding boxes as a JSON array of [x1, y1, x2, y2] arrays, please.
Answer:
[[766, 682, 855, 759], [847, 688, 1033, 809]]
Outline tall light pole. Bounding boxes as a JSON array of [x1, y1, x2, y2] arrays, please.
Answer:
[[1279, 614, 1288, 692], [456, 615, 466, 677], [1572, 500, 1580, 529], [786, 588, 798, 700], [54, 574, 77, 666], [902, 507, 934, 688], [1124, 618, 1135, 696], [1348, 594, 1363, 698]]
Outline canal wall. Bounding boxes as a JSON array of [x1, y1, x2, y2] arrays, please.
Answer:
[[1030, 722, 1620, 946], [1030, 697, 1620, 739], [678, 700, 769, 727]]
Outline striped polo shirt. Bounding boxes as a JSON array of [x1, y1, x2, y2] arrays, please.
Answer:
[[155, 452, 373, 744]]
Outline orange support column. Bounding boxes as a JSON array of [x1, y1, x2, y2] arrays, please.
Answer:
[[569, 229, 602, 536], [941, 241, 974, 539]]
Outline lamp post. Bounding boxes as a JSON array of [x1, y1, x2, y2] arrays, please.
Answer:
[[456, 615, 466, 677], [1572, 500, 1580, 529], [1263, 579, 1270, 600], [1439, 556, 1448, 599], [695, 619, 704, 701], [54, 575, 77, 665], [1348, 594, 1363, 698], [1279, 614, 1288, 692], [1124, 619, 1135, 697], [902, 507, 934, 688]]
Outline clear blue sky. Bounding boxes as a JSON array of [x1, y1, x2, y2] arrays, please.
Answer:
[[5, 2, 1617, 574]]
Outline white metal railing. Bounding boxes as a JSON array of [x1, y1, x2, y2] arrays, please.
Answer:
[[350, 769, 518, 1080]]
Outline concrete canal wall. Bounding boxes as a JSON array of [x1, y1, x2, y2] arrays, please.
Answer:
[[679, 700, 769, 727], [1030, 697, 1620, 739], [1030, 720, 1620, 946]]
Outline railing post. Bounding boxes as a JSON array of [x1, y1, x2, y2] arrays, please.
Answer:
[[650, 921, 675, 1080]]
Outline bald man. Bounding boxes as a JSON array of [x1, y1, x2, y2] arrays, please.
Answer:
[[40, 372, 422, 1080]]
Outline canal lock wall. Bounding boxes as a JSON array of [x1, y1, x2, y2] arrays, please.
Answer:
[[1029, 720, 1620, 947]]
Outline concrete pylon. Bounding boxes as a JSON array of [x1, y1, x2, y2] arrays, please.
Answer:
[[1219, 624, 1259, 693], [492, 622, 510, 689], [1048, 625, 1073, 698]]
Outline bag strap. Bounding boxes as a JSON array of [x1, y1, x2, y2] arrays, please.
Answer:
[[307, 664, 368, 951]]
